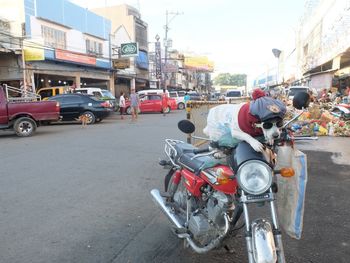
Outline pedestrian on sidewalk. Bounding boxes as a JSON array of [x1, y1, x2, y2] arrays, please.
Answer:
[[161, 88, 169, 116], [119, 92, 126, 120], [130, 88, 140, 121]]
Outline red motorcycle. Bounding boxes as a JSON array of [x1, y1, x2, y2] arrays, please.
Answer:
[[151, 93, 310, 262]]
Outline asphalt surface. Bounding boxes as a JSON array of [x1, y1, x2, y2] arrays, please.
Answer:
[[0, 111, 349, 263]]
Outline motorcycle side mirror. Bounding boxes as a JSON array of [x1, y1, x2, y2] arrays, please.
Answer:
[[178, 120, 195, 134], [293, 91, 310, 110]]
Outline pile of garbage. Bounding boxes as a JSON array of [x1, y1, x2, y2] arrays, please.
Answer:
[[288, 103, 350, 137]]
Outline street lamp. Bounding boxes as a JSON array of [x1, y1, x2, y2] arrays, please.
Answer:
[[272, 48, 282, 86]]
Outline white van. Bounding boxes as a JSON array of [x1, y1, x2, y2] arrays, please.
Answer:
[[74, 87, 117, 109], [225, 90, 242, 101], [74, 87, 115, 99], [287, 86, 316, 100], [168, 91, 186, 110], [137, 89, 169, 97]]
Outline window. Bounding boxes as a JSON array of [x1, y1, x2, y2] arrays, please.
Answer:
[[92, 91, 102, 98], [73, 89, 87, 94], [86, 39, 103, 56], [148, 95, 161, 100], [169, 92, 177, 98], [39, 89, 53, 99], [41, 25, 66, 49], [226, 91, 242, 97]]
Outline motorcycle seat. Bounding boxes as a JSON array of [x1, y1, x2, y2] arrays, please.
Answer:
[[174, 143, 197, 159], [178, 153, 216, 175]]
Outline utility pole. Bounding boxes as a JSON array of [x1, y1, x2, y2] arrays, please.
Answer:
[[163, 10, 183, 89]]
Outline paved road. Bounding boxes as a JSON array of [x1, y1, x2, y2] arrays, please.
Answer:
[[0, 111, 349, 263]]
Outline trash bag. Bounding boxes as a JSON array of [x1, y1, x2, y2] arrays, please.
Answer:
[[275, 145, 308, 239]]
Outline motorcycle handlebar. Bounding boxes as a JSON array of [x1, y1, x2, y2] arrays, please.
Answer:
[[193, 147, 210, 154]]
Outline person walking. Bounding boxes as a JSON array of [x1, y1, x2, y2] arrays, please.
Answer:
[[184, 92, 190, 108], [161, 88, 169, 116], [130, 88, 140, 121], [119, 92, 126, 120]]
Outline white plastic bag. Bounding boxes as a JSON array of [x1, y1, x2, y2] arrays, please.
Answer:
[[275, 145, 308, 239]]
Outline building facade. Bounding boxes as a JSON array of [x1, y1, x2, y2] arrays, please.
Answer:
[[0, 0, 114, 93], [298, 0, 350, 93], [93, 4, 149, 95]]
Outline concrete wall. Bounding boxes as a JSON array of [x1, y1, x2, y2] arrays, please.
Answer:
[[92, 5, 135, 41], [0, 54, 23, 81]]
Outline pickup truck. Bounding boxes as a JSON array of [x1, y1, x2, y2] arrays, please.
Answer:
[[0, 85, 60, 137]]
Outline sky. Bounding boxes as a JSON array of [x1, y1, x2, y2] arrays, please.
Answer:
[[71, 0, 306, 81]]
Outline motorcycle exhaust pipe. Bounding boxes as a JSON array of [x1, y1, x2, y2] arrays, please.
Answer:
[[150, 189, 184, 229]]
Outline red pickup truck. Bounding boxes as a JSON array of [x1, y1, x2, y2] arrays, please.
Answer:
[[0, 86, 60, 136]]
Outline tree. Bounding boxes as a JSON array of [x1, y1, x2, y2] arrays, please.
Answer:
[[214, 73, 247, 86]]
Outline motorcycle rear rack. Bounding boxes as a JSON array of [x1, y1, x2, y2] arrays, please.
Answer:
[[164, 139, 184, 168]]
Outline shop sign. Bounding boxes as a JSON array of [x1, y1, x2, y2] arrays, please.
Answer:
[[155, 41, 162, 79], [162, 63, 178, 73], [184, 56, 214, 72], [113, 58, 130, 69], [24, 47, 45, 61], [120, 42, 139, 57], [55, 49, 96, 65], [23, 39, 45, 61]]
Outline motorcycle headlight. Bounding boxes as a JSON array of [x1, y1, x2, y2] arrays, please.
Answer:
[[236, 160, 272, 195]]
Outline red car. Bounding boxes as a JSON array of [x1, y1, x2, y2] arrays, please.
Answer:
[[125, 94, 177, 114]]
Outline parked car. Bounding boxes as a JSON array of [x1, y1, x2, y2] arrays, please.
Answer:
[[168, 91, 186, 110], [209, 92, 221, 101], [48, 94, 113, 124], [0, 85, 60, 136], [188, 91, 201, 101], [125, 94, 177, 114], [73, 87, 117, 110], [37, 86, 71, 100]]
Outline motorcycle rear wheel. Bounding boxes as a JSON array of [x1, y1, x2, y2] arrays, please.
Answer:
[[164, 168, 175, 192]]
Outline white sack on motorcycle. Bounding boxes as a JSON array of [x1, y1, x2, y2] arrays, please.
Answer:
[[275, 146, 308, 240]]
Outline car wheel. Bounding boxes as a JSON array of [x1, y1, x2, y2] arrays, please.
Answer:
[[163, 106, 171, 114], [126, 107, 132, 115], [177, 102, 185, 110], [82, 111, 96, 124], [14, 117, 37, 137]]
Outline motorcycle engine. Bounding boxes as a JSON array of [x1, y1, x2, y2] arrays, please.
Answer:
[[188, 191, 233, 246]]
